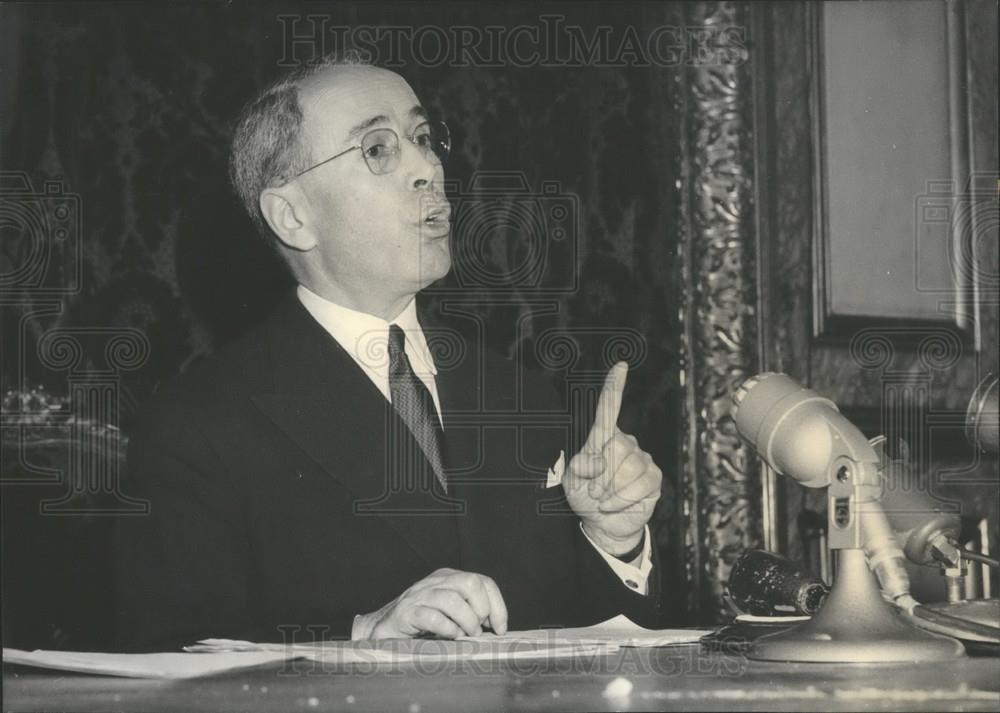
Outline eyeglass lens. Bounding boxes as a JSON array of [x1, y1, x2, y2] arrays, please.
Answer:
[[359, 121, 451, 175]]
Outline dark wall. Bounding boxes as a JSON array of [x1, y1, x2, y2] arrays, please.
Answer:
[[1, 2, 685, 648], [1, 0, 681, 438]]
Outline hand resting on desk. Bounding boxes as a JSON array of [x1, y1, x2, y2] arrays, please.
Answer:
[[352, 568, 508, 640]]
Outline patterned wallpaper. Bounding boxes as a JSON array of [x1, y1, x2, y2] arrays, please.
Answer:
[[1, 1, 683, 436]]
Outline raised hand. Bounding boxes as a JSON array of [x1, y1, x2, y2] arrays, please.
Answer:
[[562, 362, 662, 557]]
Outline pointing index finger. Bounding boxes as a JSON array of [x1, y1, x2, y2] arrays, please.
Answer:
[[585, 361, 628, 453]]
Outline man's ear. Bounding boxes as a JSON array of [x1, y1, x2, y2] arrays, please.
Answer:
[[259, 185, 316, 252]]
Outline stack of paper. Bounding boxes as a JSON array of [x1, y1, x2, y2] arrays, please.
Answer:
[[186, 636, 616, 664], [458, 615, 714, 648], [2, 648, 296, 679], [2, 616, 712, 679]]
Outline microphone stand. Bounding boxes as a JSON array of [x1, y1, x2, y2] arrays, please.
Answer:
[[749, 448, 964, 663]]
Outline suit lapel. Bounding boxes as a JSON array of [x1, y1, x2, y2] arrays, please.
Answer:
[[426, 312, 532, 571], [250, 294, 461, 569], [426, 310, 574, 582]]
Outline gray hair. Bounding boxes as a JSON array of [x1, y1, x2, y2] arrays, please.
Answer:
[[228, 51, 371, 246]]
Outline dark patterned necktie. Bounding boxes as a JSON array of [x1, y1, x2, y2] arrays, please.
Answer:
[[387, 324, 447, 491]]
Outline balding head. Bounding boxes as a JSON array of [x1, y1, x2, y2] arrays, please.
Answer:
[[228, 52, 372, 251], [243, 57, 451, 319]]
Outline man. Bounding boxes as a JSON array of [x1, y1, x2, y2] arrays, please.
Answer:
[[114, 55, 664, 650]]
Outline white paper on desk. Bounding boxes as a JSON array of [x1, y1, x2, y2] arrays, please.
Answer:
[[2, 647, 298, 679], [460, 615, 714, 648], [186, 637, 616, 664], [188, 616, 711, 659]]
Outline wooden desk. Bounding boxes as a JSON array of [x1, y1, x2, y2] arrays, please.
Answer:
[[5, 645, 999, 712]]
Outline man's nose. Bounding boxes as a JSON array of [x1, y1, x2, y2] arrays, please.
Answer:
[[401, 141, 441, 190]]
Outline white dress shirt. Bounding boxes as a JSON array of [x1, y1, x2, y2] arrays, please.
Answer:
[[296, 285, 652, 597], [297, 285, 443, 425]]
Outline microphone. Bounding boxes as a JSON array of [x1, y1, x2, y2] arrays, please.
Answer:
[[966, 373, 998, 456], [732, 372, 873, 487], [728, 550, 829, 616], [731, 373, 913, 606], [878, 454, 962, 568]]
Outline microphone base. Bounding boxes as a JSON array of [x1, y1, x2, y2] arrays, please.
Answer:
[[749, 549, 965, 663]]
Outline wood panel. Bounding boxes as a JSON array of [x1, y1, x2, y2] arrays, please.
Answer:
[[751, 0, 998, 573]]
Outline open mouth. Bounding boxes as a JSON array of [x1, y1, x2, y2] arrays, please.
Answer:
[[422, 204, 452, 235], [424, 204, 451, 224]]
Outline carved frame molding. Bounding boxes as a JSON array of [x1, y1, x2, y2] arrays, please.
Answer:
[[673, 0, 762, 623]]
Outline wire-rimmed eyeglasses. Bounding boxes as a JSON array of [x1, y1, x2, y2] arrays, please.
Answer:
[[292, 120, 451, 179]]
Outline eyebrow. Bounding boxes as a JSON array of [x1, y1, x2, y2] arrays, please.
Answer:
[[345, 105, 428, 143]]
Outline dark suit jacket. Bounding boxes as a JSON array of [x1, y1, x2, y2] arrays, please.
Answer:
[[114, 292, 662, 651]]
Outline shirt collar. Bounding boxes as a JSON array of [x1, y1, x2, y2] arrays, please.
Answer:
[[296, 284, 438, 377]]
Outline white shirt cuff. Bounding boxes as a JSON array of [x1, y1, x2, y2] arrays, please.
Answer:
[[579, 523, 653, 595]]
